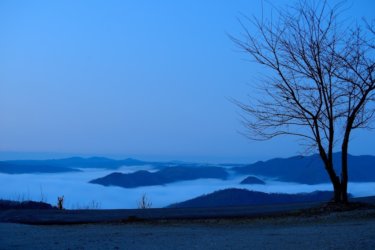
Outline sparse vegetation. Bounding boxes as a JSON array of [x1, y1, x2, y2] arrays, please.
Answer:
[[137, 193, 152, 209], [85, 200, 101, 209], [14, 193, 30, 203], [70, 200, 101, 210], [39, 186, 47, 203]]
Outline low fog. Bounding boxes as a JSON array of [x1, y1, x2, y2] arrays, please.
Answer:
[[1, 166, 375, 209]]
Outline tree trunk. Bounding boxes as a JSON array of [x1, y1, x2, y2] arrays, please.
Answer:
[[320, 156, 342, 202], [341, 138, 350, 204], [326, 166, 342, 202], [333, 181, 342, 203], [324, 157, 348, 204], [340, 115, 353, 204]]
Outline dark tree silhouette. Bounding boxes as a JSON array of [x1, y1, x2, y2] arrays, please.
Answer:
[[232, 1, 374, 203]]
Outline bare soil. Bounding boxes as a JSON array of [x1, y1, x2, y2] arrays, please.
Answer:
[[1, 208, 375, 250]]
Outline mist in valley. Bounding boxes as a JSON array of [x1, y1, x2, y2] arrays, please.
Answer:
[[1, 165, 375, 209]]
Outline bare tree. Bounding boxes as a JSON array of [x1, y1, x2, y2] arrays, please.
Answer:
[[232, 0, 374, 203]]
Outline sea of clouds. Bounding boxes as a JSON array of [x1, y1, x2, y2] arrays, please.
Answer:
[[1, 166, 375, 209]]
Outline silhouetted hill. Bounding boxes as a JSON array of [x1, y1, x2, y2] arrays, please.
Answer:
[[240, 176, 265, 185], [0, 199, 54, 210], [168, 188, 333, 208], [90, 167, 228, 188], [232, 153, 375, 184]]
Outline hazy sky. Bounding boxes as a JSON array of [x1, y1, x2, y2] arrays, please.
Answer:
[[0, 1, 374, 163]]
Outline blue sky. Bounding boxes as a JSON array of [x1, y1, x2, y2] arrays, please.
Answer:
[[0, 0, 374, 163]]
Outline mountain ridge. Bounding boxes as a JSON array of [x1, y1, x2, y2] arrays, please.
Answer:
[[90, 166, 229, 188], [168, 188, 334, 208], [232, 153, 375, 184], [1, 153, 375, 185]]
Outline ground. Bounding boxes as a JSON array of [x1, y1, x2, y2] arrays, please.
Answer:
[[1, 208, 375, 250]]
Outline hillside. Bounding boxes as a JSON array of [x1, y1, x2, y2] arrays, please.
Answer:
[[90, 166, 228, 188], [168, 188, 333, 208], [233, 153, 375, 184]]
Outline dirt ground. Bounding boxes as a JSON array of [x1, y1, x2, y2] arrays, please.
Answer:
[[1, 209, 375, 250]]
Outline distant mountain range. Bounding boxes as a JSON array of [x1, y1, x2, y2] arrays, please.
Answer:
[[90, 153, 375, 187], [1, 153, 375, 186], [0, 157, 149, 174], [232, 153, 375, 184], [0, 161, 81, 174], [90, 167, 228, 188], [168, 188, 334, 208], [0, 157, 224, 174]]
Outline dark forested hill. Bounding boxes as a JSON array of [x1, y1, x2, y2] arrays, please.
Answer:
[[168, 188, 333, 208], [90, 167, 229, 188], [232, 153, 375, 184]]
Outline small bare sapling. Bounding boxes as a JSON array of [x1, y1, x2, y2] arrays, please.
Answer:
[[137, 193, 152, 209], [57, 196, 64, 210]]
